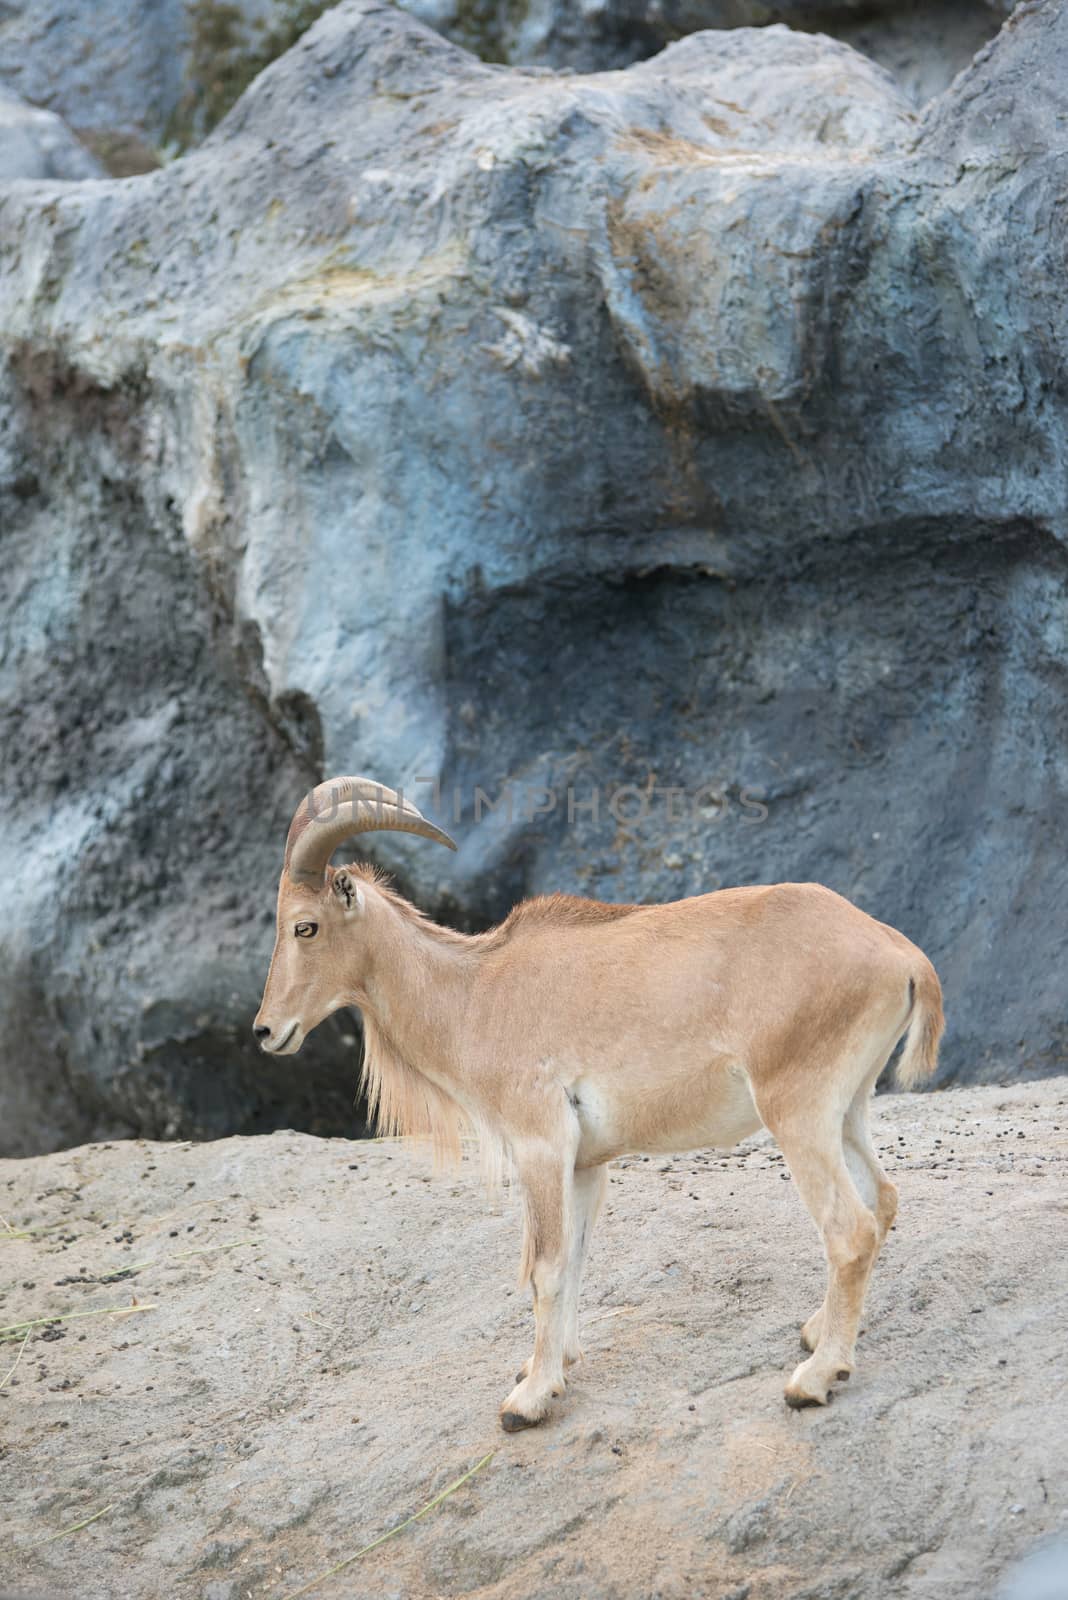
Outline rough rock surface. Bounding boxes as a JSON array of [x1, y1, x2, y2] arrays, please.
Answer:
[[439, 0, 1004, 89], [2, 0, 1066, 1154], [0, 1, 192, 144], [0, 0, 1006, 154], [0, 87, 104, 183], [0, 0, 276, 151], [821, 0, 1009, 105], [1, 1081, 1066, 1598]]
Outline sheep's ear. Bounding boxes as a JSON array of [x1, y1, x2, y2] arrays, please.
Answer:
[[332, 869, 363, 914]]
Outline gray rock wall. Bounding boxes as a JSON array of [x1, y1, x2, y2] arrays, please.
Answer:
[[0, 87, 105, 181], [0, 0, 1064, 1154], [0, 0, 1009, 166]]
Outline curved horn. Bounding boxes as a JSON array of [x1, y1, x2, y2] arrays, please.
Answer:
[[284, 777, 457, 887]]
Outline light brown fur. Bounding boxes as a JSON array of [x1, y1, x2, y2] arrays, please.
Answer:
[[256, 856, 944, 1431]]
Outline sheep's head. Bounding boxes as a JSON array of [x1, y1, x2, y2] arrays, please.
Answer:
[[253, 778, 456, 1055]]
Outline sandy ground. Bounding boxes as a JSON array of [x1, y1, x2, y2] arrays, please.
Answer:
[[1, 1081, 1066, 1600]]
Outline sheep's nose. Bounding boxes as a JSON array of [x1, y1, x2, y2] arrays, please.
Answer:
[[253, 1024, 271, 1042]]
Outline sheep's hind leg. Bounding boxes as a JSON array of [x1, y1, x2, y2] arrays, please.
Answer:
[[843, 1085, 898, 1250], [756, 1093, 880, 1408], [801, 1071, 898, 1354]]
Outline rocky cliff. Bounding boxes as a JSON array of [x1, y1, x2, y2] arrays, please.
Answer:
[[2, 0, 1066, 1153]]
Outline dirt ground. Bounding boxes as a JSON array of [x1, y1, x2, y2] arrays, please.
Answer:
[[2, 1081, 1066, 1600]]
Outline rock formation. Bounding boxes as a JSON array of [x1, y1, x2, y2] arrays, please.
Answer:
[[1, 0, 1064, 1152], [0, 0, 1008, 165], [0, 87, 105, 182]]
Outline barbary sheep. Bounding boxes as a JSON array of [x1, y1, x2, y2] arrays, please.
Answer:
[[255, 777, 944, 1431]]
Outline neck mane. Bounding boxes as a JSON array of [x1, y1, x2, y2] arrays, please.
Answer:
[[347, 865, 480, 1166], [347, 869, 636, 1170]]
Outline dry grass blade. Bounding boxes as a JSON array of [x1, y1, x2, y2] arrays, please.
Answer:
[[172, 1237, 253, 1261], [0, 1302, 157, 1342], [302, 1310, 335, 1330], [98, 1257, 155, 1282], [585, 1305, 639, 1326], [280, 1449, 496, 1600], [0, 1220, 67, 1242], [98, 1237, 254, 1282], [0, 1327, 31, 1390], [32, 1503, 116, 1545]]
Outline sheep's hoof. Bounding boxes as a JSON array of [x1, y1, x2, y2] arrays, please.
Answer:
[[785, 1388, 831, 1411], [500, 1410, 540, 1433]]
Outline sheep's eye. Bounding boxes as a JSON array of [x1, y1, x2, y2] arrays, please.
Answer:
[[294, 921, 318, 940]]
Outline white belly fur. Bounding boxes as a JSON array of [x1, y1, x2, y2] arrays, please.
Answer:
[[572, 1061, 762, 1165]]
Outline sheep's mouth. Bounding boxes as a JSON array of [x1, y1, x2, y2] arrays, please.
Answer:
[[264, 1022, 298, 1055]]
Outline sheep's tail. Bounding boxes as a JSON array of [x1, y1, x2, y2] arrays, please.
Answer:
[[895, 957, 945, 1090]]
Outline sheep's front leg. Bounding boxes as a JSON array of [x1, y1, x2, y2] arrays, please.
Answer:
[[500, 1143, 575, 1432], [515, 1162, 608, 1382]]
